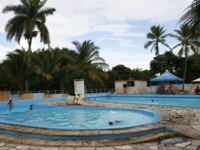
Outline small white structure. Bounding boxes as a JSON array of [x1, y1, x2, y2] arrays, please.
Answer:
[[115, 79, 147, 94], [74, 79, 85, 95]]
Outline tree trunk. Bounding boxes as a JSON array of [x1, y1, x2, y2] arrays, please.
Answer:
[[182, 56, 188, 91], [25, 37, 32, 91]]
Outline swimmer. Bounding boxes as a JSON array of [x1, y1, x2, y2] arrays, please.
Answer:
[[29, 105, 33, 110], [151, 100, 154, 102], [7, 100, 13, 111], [109, 119, 125, 125]]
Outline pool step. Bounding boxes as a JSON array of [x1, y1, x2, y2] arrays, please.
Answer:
[[0, 131, 177, 146]]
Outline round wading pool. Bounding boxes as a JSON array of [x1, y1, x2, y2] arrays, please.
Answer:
[[0, 106, 162, 130]]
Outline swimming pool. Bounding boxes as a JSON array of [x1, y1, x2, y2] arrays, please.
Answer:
[[0, 106, 161, 130], [87, 94, 200, 108]]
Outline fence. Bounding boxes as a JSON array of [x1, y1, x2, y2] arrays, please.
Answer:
[[85, 88, 115, 94], [0, 90, 68, 102], [0, 89, 115, 102]]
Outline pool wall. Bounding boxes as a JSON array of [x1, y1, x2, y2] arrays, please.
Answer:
[[0, 126, 189, 140]]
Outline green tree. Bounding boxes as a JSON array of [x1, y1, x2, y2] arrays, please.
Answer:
[[112, 65, 132, 80], [2, 0, 56, 90], [60, 40, 108, 94], [2, 0, 56, 53], [179, 0, 200, 36], [169, 24, 200, 90], [185, 54, 200, 82], [105, 70, 120, 88], [144, 25, 171, 55], [150, 51, 178, 75], [70, 40, 109, 86], [0, 48, 29, 91], [132, 68, 151, 80], [31, 48, 65, 90]]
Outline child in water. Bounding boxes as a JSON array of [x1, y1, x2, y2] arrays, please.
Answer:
[[7, 100, 13, 111]]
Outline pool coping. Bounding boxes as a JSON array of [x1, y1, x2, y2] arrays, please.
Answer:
[[0, 122, 189, 140]]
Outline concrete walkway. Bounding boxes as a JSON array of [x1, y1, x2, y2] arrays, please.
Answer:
[[1, 101, 200, 149]]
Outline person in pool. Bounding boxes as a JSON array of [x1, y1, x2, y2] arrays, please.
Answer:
[[7, 100, 13, 111], [109, 119, 125, 125], [29, 105, 33, 110]]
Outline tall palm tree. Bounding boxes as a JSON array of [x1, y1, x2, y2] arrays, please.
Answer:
[[2, 0, 56, 90], [144, 25, 171, 56], [2, 0, 56, 53], [179, 0, 200, 36], [170, 24, 200, 91]]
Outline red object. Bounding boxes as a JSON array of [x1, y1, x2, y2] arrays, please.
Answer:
[[194, 89, 197, 93]]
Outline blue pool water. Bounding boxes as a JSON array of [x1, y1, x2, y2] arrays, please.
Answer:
[[87, 94, 200, 108], [0, 98, 161, 130], [0, 106, 161, 130]]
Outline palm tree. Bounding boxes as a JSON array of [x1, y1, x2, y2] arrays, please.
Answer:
[[179, 0, 200, 36], [170, 24, 200, 91], [31, 48, 65, 90], [72, 40, 108, 80], [0, 48, 29, 91], [2, 0, 56, 90], [2, 0, 56, 53], [144, 25, 171, 56], [68, 40, 109, 89]]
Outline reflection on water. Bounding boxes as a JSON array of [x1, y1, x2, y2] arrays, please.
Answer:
[[72, 110, 85, 126]]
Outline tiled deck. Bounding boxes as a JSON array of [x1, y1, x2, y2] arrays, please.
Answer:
[[0, 100, 200, 149]]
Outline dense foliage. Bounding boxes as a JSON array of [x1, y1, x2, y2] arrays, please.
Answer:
[[0, 41, 109, 94]]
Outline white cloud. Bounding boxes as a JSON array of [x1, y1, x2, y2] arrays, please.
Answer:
[[100, 37, 138, 48], [0, 0, 193, 69], [102, 50, 154, 69], [110, 0, 190, 22], [0, 45, 15, 61]]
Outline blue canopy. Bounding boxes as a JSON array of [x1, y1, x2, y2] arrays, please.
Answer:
[[150, 70, 183, 82]]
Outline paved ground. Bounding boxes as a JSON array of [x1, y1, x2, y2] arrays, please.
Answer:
[[1, 100, 200, 150]]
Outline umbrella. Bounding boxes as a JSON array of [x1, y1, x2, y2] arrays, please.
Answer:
[[192, 78, 200, 82]]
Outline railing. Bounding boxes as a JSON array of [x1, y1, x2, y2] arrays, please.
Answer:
[[0, 88, 115, 102], [0, 90, 68, 102], [85, 88, 115, 94]]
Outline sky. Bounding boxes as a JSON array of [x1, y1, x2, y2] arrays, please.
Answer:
[[0, 0, 192, 70]]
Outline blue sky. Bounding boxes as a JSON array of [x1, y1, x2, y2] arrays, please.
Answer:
[[0, 0, 192, 70]]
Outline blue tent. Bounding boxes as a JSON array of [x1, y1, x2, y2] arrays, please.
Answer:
[[150, 70, 183, 83]]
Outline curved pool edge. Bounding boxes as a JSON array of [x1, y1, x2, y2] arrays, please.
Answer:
[[0, 123, 189, 140], [0, 106, 162, 131]]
